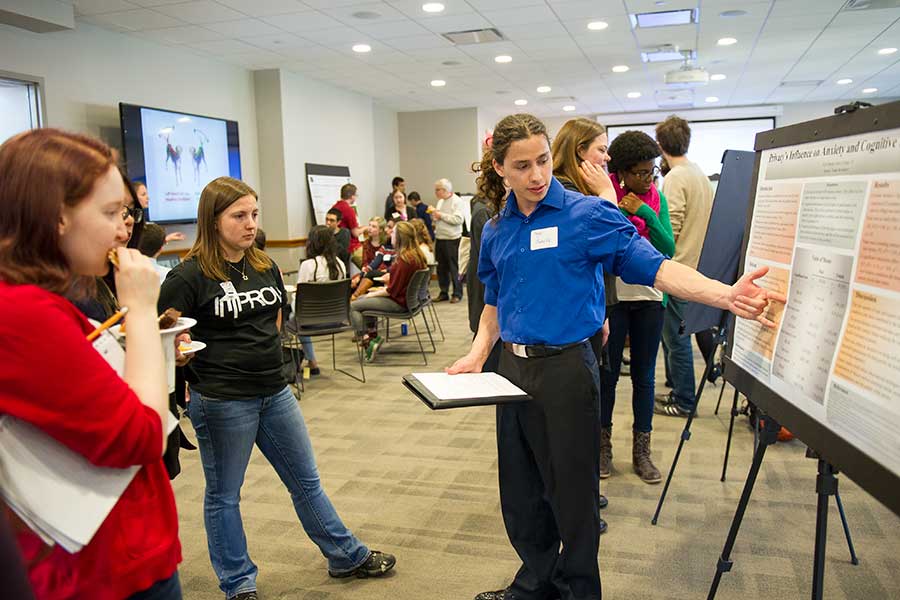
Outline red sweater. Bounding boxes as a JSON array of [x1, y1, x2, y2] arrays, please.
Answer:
[[0, 282, 181, 600], [332, 200, 360, 252], [386, 255, 422, 308]]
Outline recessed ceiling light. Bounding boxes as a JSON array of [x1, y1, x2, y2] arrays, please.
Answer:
[[430, 79, 446, 87], [352, 43, 371, 53], [612, 65, 629, 73], [587, 21, 608, 30], [837, 78, 853, 85], [422, 2, 444, 13], [878, 47, 897, 55], [720, 10, 747, 17], [536, 85, 552, 93], [705, 96, 719, 103], [627, 91, 642, 98], [717, 37, 737, 46], [710, 73, 726, 81], [862, 87, 878, 93], [514, 99, 528, 106], [494, 55, 512, 63], [562, 105, 576, 112]]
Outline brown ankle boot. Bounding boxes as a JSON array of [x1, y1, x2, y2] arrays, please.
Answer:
[[632, 431, 661, 484], [599, 427, 612, 479]]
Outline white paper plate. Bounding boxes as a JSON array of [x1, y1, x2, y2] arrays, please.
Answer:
[[177, 340, 207, 356]]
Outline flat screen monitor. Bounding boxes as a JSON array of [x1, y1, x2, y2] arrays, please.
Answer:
[[119, 103, 241, 224]]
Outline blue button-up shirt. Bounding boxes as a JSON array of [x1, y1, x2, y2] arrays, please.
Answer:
[[478, 177, 666, 345]]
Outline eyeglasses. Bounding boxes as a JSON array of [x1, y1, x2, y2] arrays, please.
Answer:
[[122, 205, 144, 223], [628, 165, 661, 180]]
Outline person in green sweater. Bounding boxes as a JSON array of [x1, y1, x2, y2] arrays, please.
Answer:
[[603, 131, 675, 484]]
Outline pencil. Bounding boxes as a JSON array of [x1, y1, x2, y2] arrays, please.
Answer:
[[86, 306, 129, 342]]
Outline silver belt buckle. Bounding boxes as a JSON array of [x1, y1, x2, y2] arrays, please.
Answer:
[[510, 343, 529, 358]]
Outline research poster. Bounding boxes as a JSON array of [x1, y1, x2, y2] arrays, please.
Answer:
[[732, 129, 900, 477], [307, 172, 351, 226]]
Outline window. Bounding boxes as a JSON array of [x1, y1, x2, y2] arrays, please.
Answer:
[[0, 74, 43, 144]]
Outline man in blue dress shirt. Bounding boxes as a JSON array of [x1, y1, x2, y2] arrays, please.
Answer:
[[449, 114, 783, 600]]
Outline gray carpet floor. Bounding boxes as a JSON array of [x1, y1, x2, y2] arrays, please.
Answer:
[[173, 289, 900, 599]]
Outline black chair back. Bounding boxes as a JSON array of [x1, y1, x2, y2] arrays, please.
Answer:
[[295, 279, 351, 327], [405, 268, 431, 313]]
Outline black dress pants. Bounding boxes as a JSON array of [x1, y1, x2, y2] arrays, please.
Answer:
[[495, 341, 602, 600], [435, 237, 462, 298]]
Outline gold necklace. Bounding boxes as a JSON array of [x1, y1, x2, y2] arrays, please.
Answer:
[[227, 257, 249, 281]]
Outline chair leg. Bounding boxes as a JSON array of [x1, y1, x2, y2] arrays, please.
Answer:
[[332, 331, 365, 383], [429, 302, 445, 341], [421, 311, 436, 353], [410, 311, 428, 365]]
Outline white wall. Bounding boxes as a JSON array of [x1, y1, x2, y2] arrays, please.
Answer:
[[373, 102, 400, 203], [399, 107, 479, 205], [0, 22, 260, 249]]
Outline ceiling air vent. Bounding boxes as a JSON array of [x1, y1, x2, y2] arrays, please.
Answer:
[[843, 0, 900, 10], [654, 89, 694, 108], [778, 80, 823, 88], [442, 28, 505, 45]]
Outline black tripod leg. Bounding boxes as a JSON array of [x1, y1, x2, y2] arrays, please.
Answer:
[[652, 336, 718, 525], [834, 491, 859, 565], [708, 415, 780, 600], [720, 387, 741, 482], [813, 460, 838, 600], [714, 379, 727, 415]]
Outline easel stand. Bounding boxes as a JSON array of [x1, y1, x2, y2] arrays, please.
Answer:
[[651, 313, 728, 525], [708, 417, 859, 600]]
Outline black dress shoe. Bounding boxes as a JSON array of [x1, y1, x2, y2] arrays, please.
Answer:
[[599, 494, 608, 509], [434, 294, 450, 302], [329, 551, 396, 578], [474, 590, 509, 600], [599, 516, 608, 535]]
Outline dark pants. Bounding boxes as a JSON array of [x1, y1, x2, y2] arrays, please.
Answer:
[[600, 301, 665, 432], [661, 296, 696, 411], [127, 571, 182, 600], [435, 237, 462, 299], [496, 341, 602, 600]]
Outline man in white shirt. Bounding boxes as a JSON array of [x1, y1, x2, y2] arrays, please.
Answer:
[[432, 178, 465, 303]]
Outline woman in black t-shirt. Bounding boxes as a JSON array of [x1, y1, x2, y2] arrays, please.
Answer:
[[159, 177, 395, 600]]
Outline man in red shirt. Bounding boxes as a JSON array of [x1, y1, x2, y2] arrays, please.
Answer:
[[331, 183, 364, 253]]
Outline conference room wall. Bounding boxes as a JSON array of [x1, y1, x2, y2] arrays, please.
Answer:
[[398, 107, 480, 206], [0, 21, 260, 251]]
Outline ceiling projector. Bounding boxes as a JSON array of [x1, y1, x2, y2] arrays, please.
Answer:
[[665, 67, 710, 87]]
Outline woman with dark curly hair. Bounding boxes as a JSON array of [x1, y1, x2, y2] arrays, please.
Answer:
[[602, 130, 675, 485]]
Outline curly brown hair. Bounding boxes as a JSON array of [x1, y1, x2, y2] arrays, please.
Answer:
[[471, 113, 549, 215]]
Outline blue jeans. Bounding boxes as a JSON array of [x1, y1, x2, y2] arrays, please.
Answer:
[[300, 336, 316, 362], [600, 301, 664, 432], [660, 296, 696, 412], [188, 386, 369, 598], [127, 571, 181, 599]]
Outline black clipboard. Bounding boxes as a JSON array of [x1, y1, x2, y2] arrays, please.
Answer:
[[402, 374, 532, 410]]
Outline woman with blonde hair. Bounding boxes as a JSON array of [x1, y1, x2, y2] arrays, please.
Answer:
[[159, 177, 394, 600], [350, 220, 427, 361]]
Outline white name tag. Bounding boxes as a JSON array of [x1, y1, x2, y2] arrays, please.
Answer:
[[530, 226, 558, 251], [220, 281, 238, 298]]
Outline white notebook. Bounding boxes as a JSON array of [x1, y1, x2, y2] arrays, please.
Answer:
[[0, 413, 178, 553]]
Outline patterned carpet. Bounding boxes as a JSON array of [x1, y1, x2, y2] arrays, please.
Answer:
[[173, 287, 900, 599]]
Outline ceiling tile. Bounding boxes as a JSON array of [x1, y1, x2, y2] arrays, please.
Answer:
[[153, 1, 248, 25], [74, 0, 140, 15], [135, 24, 220, 43], [205, 18, 283, 37], [261, 11, 346, 32], [216, 0, 308, 16]]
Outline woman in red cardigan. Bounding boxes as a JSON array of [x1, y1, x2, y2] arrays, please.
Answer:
[[0, 129, 181, 599]]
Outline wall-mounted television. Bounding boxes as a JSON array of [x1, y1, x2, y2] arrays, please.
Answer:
[[119, 103, 241, 224]]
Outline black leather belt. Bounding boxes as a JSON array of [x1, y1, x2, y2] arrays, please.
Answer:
[[503, 339, 588, 359]]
